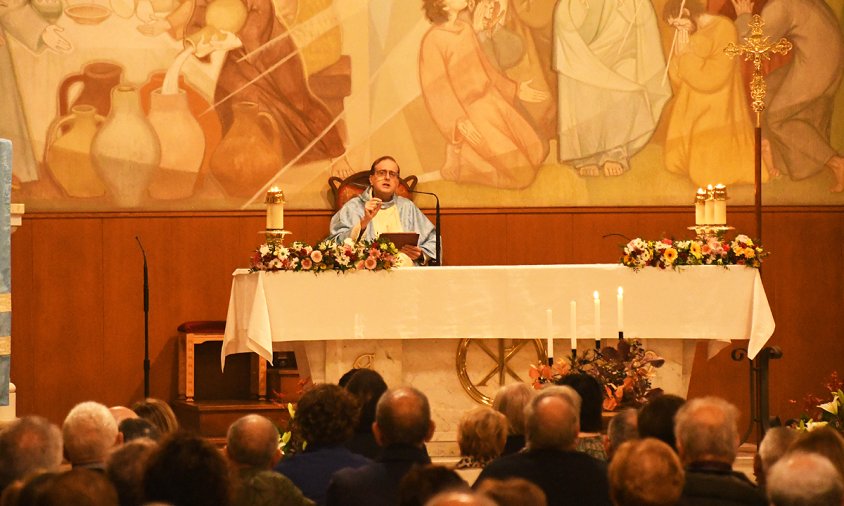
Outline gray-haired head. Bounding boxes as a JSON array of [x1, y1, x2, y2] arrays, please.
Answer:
[[674, 396, 739, 465], [0, 416, 63, 489], [524, 385, 581, 451], [492, 383, 535, 436], [607, 408, 639, 459], [768, 451, 844, 506], [756, 427, 799, 484], [62, 401, 119, 466]]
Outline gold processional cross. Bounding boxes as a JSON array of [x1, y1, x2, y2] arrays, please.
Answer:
[[722, 14, 791, 242], [724, 14, 792, 127]]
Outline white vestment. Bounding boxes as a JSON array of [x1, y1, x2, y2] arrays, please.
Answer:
[[552, 0, 671, 166]]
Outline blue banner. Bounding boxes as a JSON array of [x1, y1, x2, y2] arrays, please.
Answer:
[[1, 139, 11, 406]]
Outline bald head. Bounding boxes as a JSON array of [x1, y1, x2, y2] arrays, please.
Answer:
[[768, 452, 844, 506], [425, 491, 497, 506], [226, 415, 280, 469], [375, 387, 433, 447], [525, 386, 580, 451]]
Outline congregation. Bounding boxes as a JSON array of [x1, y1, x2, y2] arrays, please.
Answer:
[[0, 370, 842, 506]]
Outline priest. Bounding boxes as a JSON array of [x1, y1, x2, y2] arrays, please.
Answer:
[[328, 156, 438, 266]]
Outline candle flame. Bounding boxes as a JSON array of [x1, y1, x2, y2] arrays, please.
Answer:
[[593, 291, 599, 300], [617, 286, 623, 296]]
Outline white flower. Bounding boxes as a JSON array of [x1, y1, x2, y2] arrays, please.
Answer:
[[259, 244, 270, 255], [343, 237, 355, 247]]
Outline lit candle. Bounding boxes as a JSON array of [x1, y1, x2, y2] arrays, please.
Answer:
[[265, 186, 286, 230], [695, 188, 706, 226], [714, 184, 727, 225], [546, 309, 554, 360], [570, 300, 577, 353], [617, 286, 624, 336], [704, 184, 715, 225], [593, 291, 601, 345]]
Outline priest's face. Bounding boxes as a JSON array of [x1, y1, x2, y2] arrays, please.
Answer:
[[370, 158, 400, 201]]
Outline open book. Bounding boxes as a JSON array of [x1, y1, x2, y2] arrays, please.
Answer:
[[379, 232, 419, 249]]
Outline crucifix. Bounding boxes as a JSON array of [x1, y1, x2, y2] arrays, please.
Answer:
[[724, 14, 791, 243]]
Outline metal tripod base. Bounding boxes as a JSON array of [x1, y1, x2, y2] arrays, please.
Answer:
[[731, 345, 783, 444]]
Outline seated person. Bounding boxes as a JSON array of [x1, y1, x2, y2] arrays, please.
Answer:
[[328, 155, 438, 265]]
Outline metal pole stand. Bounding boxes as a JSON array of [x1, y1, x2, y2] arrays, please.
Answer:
[[731, 345, 783, 444]]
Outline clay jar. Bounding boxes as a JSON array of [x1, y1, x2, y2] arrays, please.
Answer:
[[140, 72, 222, 191], [44, 105, 107, 198], [146, 89, 205, 199], [58, 62, 124, 117], [91, 84, 160, 208], [210, 101, 282, 198]]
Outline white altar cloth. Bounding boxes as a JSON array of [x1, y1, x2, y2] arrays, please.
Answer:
[[222, 264, 775, 368]]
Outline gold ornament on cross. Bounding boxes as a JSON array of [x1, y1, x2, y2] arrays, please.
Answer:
[[724, 15, 792, 125]]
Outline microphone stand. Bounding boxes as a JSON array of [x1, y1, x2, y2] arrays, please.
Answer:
[[409, 189, 442, 266], [135, 237, 150, 398]]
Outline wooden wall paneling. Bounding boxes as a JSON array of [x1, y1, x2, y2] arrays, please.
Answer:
[[763, 210, 844, 424], [9, 222, 35, 416], [29, 218, 105, 423], [569, 213, 644, 264], [505, 212, 572, 265], [441, 213, 507, 265]]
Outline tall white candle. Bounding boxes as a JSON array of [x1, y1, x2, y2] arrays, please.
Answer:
[[570, 300, 577, 352], [593, 291, 601, 344], [617, 286, 624, 334], [546, 309, 554, 360]]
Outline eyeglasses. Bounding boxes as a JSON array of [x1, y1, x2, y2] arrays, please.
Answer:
[[374, 169, 400, 179]]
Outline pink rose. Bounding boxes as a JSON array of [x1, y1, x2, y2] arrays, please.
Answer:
[[355, 260, 365, 270], [365, 257, 377, 270], [311, 250, 323, 263], [301, 258, 313, 270]]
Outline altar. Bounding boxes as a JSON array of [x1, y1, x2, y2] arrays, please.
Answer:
[[222, 264, 775, 452]]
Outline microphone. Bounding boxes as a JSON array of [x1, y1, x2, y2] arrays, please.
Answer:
[[135, 237, 150, 398], [409, 188, 442, 266]]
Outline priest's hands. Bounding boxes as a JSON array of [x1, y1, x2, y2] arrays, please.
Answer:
[[401, 245, 423, 262], [360, 198, 382, 229]]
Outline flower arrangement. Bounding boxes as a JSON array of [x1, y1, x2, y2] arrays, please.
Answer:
[[621, 235, 767, 270], [791, 371, 843, 433], [251, 237, 400, 273], [529, 339, 665, 411]]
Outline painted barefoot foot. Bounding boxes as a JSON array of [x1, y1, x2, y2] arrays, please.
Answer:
[[602, 160, 627, 176], [440, 144, 461, 181], [578, 164, 600, 177], [330, 157, 355, 179], [827, 155, 844, 193], [761, 139, 780, 178]]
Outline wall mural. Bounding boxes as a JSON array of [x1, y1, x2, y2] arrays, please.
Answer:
[[3, 0, 843, 211]]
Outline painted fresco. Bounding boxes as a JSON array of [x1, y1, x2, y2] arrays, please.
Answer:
[[3, 0, 844, 211]]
